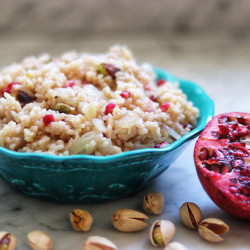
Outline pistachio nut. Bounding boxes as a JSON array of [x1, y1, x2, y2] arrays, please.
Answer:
[[97, 63, 120, 79], [27, 230, 53, 250], [198, 218, 229, 243], [70, 209, 93, 232], [82, 236, 118, 250], [143, 192, 164, 215], [52, 103, 76, 114], [111, 208, 148, 232], [179, 202, 202, 229], [0, 231, 17, 250], [149, 220, 175, 247], [164, 242, 188, 250]]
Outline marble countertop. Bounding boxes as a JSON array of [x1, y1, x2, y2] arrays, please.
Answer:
[[0, 31, 249, 250]]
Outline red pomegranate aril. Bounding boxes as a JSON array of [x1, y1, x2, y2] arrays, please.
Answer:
[[160, 102, 171, 112], [237, 126, 250, 137], [212, 149, 225, 160], [236, 116, 246, 125], [105, 103, 116, 115], [120, 91, 131, 99], [63, 81, 75, 88], [218, 124, 230, 135], [154, 141, 169, 148], [1, 82, 21, 97], [198, 147, 210, 161], [229, 186, 238, 194], [218, 115, 230, 124], [144, 84, 151, 91], [156, 79, 166, 87], [233, 150, 246, 158], [150, 95, 158, 102], [194, 112, 250, 220], [43, 114, 55, 126], [229, 130, 239, 142]]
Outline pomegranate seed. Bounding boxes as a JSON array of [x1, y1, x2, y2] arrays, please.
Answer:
[[150, 95, 157, 102], [229, 122, 238, 130], [229, 130, 239, 141], [233, 150, 246, 158], [120, 91, 131, 99], [154, 141, 169, 148], [105, 103, 116, 115], [236, 116, 246, 125], [43, 114, 55, 126], [63, 81, 75, 88], [212, 149, 225, 160], [1, 82, 21, 97], [228, 186, 238, 194], [218, 115, 230, 124], [233, 159, 244, 168], [218, 124, 230, 135], [160, 102, 171, 112], [144, 84, 151, 91], [157, 79, 166, 87], [198, 147, 210, 161], [237, 126, 249, 137]]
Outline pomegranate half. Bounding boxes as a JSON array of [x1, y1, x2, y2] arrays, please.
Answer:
[[194, 112, 250, 220]]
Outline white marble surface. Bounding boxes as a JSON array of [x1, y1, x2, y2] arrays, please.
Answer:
[[0, 32, 250, 250]]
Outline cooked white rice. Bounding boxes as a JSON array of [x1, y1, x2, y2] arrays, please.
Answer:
[[0, 46, 199, 156]]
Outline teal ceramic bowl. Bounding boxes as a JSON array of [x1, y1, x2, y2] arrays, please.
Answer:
[[0, 68, 214, 203]]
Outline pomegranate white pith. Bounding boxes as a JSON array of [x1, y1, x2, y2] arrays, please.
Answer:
[[194, 112, 250, 220]]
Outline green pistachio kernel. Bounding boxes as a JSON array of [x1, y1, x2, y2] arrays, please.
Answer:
[[97, 64, 107, 76], [153, 227, 163, 246], [52, 103, 74, 114]]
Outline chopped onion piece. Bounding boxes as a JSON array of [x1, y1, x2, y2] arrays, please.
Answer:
[[163, 124, 181, 140]]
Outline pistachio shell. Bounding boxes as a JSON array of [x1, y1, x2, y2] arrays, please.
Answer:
[[0, 231, 17, 250], [111, 208, 148, 232], [179, 202, 202, 229], [150, 220, 175, 247], [198, 218, 229, 243], [70, 209, 93, 232], [164, 242, 188, 250], [27, 230, 53, 250], [83, 236, 118, 250], [143, 192, 164, 215]]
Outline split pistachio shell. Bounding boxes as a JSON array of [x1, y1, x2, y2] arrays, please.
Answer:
[[111, 208, 148, 232], [143, 192, 164, 215], [70, 209, 93, 232], [82, 236, 118, 250], [27, 230, 53, 250], [150, 220, 175, 247], [0, 231, 17, 250], [198, 218, 229, 243], [164, 242, 188, 250], [179, 202, 202, 229]]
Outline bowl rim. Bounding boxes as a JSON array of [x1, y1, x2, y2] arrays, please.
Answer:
[[0, 67, 214, 161]]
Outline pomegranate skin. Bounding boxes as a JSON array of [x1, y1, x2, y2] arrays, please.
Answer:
[[194, 112, 250, 220]]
